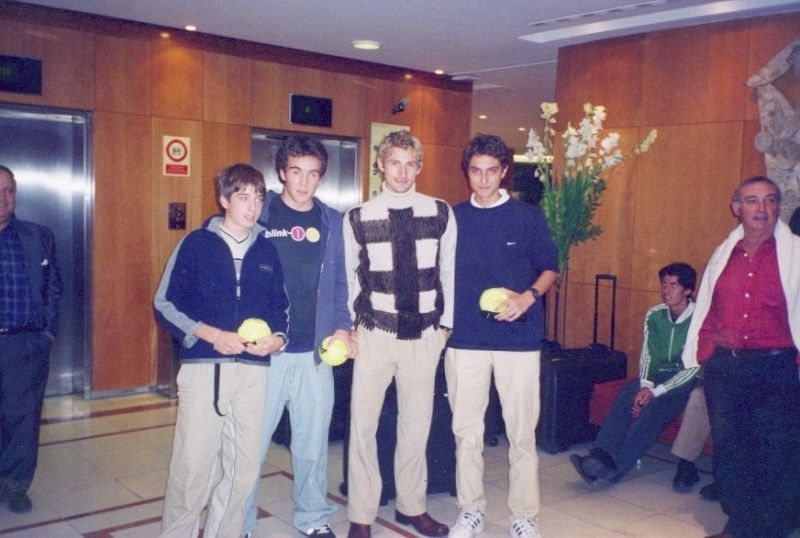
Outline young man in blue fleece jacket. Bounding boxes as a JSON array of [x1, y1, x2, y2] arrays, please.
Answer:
[[446, 134, 559, 538], [154, 164, 289, 538]]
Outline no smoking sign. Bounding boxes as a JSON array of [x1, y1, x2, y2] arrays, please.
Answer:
[[163, 136, 191, 176]]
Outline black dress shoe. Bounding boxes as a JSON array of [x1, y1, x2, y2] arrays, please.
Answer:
[[347, 523, 370, 538], [395, 511, 448, 537], [672, 459, 700, 491], [6, 492, 32, 513]]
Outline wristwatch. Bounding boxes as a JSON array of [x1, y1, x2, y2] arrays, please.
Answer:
[[275, 333, 288, 354], [528, 287, 541, 300]]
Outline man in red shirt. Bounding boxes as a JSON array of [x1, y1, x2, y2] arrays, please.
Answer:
[[681, 176, 800, 538]]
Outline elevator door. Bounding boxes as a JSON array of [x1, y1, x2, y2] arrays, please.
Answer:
[[0, 104, 91, 396]]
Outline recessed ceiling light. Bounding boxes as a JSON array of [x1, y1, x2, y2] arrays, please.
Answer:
[[352, 40, 381, 50], [518, 127, 526, 131], [184, 24, 197, 32], [434, 69, 444, 75], [403, 73, 413, 80], [160, 31, 171, 39], [478, 114, 488, 120]]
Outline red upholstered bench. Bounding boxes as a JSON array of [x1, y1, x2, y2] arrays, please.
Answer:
[[589, 378, 713, 453]]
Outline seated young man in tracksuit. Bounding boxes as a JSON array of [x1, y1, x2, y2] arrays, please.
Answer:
[[570, 262, 698, 486], [154, 163, 289, 538]]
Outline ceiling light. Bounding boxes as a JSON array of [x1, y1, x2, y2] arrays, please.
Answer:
[[352, 40, 381, 50], [403, 73, 412, 80], [478, 114, 488, 120], [159, 31, 170, 39], [434, 69, 444, 75], [184, 24, 197, 32], [518, 127, 526, 131]]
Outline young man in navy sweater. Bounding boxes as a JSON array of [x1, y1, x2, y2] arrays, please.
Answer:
[[154, 164, 289, 538], [446, 135, 558, 538]]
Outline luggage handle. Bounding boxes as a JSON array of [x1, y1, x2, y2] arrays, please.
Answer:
[[593, 273, 617, 349]]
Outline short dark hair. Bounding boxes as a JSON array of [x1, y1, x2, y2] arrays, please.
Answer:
[[0, 165, 15, 190], [275, 135, 328, 180], [790, 206, 800, 236], [659, 262, 697, 293], [462, 134, 512, 176], [732, 176, 781, 204], [215, 163, 266, 201]]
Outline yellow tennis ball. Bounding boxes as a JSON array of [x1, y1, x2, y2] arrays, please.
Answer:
[[479, 287, 509, 313], [237, 318, 272, 343], [319, 336, 348, 366]]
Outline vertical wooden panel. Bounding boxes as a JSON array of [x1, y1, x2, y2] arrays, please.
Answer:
[[95, 35, 151, 114], [641, 20, 750, 126], [0, 21, 95, 109], [631, 122, 743, 291], [203, 51, 251, 125], [92, 111, 154, 391], [152, 42, 204, 120], [202, 122, 252, 219], [556, 36, 644, 129], [741, 118, 767, 180], [417, 144, 469, 205], [251, 61, 366, 136], [361, 79, 425, 136], [417, 87, 472, 147], [150, 118, 204, 297]]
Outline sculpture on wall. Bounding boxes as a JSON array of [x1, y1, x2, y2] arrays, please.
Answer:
[[746, 37, 800, 221]]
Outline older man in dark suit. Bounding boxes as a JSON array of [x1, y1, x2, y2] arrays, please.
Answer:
[[0, 164, 62, 514]]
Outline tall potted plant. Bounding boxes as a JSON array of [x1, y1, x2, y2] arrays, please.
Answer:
[[526, 102, 657, 341]]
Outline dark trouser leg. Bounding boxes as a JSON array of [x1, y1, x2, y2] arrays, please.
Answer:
[[704, 350, 800, 538], [594, 379, 640, 460], [0, 332, 51, 494]]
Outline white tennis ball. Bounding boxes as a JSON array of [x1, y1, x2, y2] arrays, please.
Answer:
[[479, 287, 509, 313], [319, 336, 349, 366], [237, 318, 272, 343]]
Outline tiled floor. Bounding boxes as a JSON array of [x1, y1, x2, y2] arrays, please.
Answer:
[[0, 392, 781, 537]]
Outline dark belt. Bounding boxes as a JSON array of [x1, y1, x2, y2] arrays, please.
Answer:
[[716, 346, 796, 359], [0, 325, 40, 335]]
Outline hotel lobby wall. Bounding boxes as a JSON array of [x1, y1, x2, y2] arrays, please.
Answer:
[[0, 9, 472, 393], [552, 13, 799, 375]]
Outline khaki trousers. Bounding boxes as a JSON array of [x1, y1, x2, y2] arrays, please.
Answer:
[[161, 362, 267, 538], [445, 348, 541, 521], [347, 328, 445, 524], [670, 386, 711, 461]]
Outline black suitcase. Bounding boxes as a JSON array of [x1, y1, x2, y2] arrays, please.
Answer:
[[536, 274, 628, 454], [340, 354, 456, 504]]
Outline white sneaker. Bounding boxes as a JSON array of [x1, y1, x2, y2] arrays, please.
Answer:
[[509, 517, 541, 538], [449, 510, 485, 537]]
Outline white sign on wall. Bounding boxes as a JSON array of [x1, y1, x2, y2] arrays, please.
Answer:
[[163, 136, 190, 177]]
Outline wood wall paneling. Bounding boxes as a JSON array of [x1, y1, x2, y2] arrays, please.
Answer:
[[92, 111, 154, 391], [555, 36, 645, 129], [95, 35, 151, 114], [417, 144, 470, 205], [0, 20, 95, 109], [630, 122, 743, 291], [362, 79, 425, 137], [417, 87, 472, 147], [744, 14, 800, 121], [203, 51, 252, 126], [152, 42, 204, 120], [641, 20, 750, 126], [150, 118, 204, 294], [740, 118, 767, 180], [201, 122, 252, 219]]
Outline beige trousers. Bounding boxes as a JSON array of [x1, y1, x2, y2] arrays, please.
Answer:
[[161, 362, 267, 538], [670, 386, 711, 461], [445, 348, 541, 521], [347, 327, 446, 524]]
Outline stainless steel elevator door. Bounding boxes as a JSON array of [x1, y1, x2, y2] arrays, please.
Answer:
[[0, 104, 91, 397], [251, 131, 361, 214]]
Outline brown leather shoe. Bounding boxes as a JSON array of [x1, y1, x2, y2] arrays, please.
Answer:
[[347, 523, 371, 538], [395, 511, 449, 537]]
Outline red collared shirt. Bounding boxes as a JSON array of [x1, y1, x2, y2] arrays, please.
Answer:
[[697, 237, 794, 363]]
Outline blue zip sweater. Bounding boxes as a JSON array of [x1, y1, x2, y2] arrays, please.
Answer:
[[448, 198, 558, 351], [260, 190, 352, 364], [154, 218, 289, 365]]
